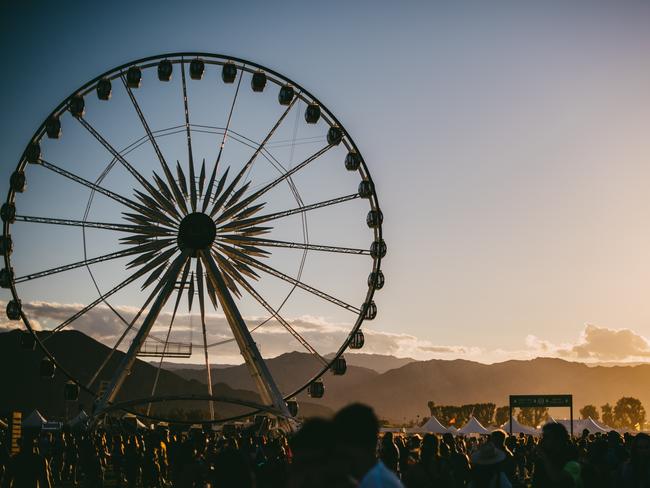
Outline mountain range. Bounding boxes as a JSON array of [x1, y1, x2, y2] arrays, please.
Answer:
[[3, 330, 650, 422]]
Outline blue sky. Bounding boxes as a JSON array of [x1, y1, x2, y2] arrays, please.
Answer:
[[3, 1, 650, 365]]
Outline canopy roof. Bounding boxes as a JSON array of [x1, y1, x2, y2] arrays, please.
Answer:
[[552, 417, 610, 434], [416, 416, 451, 434], [23, 409, 47, 428], [457, 416, 490, 435], [500, 418, 539, 435]]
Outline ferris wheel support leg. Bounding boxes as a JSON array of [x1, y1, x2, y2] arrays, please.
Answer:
[[91, 252, 189, 424], [199, 250, 294, 431]]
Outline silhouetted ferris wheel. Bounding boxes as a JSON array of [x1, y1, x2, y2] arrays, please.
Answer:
[[1, 53, 385, 425]]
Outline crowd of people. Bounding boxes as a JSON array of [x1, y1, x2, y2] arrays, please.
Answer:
[[0, 403, 649, 487]]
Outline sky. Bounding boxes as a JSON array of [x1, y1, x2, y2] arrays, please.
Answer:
[[2, 1, 650, 367]]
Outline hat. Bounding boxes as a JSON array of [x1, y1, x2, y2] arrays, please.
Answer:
[[471, 442, 506, 466]]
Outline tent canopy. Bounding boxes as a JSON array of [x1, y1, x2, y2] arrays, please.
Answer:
[[500, 418, 538, 435], [416, 416, 450, 434], [23, 410, 47, 428], [457, 416, 490, 435], [552, 417, 610, 434]]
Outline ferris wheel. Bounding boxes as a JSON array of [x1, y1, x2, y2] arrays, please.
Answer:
[[1, 53, 385, 425]]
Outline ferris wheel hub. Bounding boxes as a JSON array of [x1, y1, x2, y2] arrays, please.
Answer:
[[177, 212, 217, 254]]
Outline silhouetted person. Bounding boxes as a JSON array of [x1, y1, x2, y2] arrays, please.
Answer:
[[533, 422, 581, 488], [490, 429, 515, 483], [2, 436, 52, 488], [581, 436, 611, 488], [287, 417, 352, 488], [468, 441, 511, 488], [442, 432, 470, 487], [79, 440, 103, 488], [606, 430, 628, 476], [621, 432, 650, 487], [334, 403, 404, 487], [403, 433, 452, 488], [212, 447, 254, 488], [0, 437, 9, 486], [380, 432, 400, 474]]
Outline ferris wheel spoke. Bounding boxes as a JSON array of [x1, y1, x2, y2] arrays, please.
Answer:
[[220, 235, 370, 255], [124, 240, 175, 269], [120, 75, 187, 217], [38, 159, 146, 214], [200, 69, 247, 214], [43, 258, 158, 343], [199, 249, 292, 419], [180, 61, 198, 212], [13, 243, 162, 284], [215, 248, 261, 281], [95, 251, 190, 413], [120, 76, 185, 220], [133, 187, 181, 225], [225, 250, 361, 314], [218, 254, 328, 366], [220, 193, 361, 232], [13, 215, 140, 233], [121, 212, 176, 233], [139, 247, 180, 289], [217, 144, 333, 224], [76, 117, 165, 204], [209, 97, 299, 218]]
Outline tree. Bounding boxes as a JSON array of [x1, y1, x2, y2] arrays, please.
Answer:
[[495, 406, 510, 427], [516, 407, 548, 428], [613, 397, 646, 430], [579, 404, 600, 421], [601, 403, 616, 428]]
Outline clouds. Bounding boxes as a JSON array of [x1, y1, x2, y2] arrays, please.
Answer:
[[0, 299, 472, 364], [3, 299, 650, 364], [571, 324, 650, 360], [526, 324, 650, 362]]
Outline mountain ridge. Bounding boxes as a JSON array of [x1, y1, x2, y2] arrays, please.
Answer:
[[3, 330, 650, 423]]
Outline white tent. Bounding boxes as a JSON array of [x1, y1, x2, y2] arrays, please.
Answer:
[[457, 416, 490, 435], [579, 417, 611, 433], [500, 418, 539, 435], [553, 417, 610, 434], [22, 409, 46, 429], [415, 416, 451, 434]]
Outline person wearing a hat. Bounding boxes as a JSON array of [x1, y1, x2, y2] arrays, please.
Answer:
[[468, 441, 512, 488]]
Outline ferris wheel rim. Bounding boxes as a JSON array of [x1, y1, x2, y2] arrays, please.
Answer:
[[2, 52, 384, 424]]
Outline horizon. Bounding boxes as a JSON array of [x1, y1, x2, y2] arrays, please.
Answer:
[[3, 326, 648, 369]]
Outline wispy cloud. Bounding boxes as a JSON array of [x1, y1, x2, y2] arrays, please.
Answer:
[[0, 300, 471, 363], [2, 300, 649, 365]]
